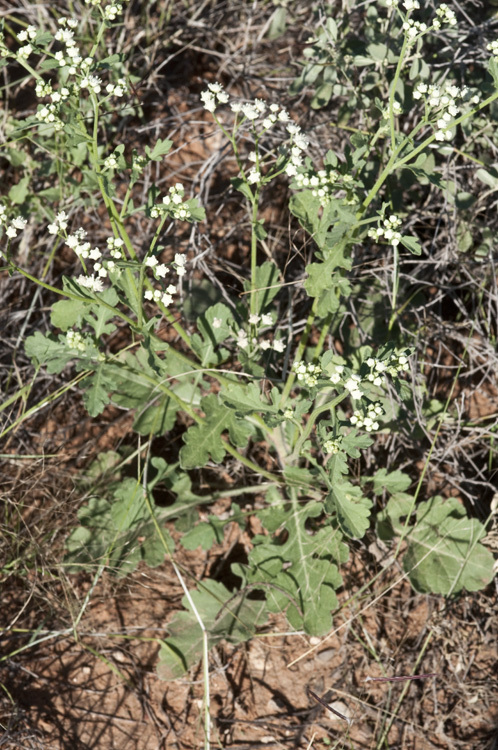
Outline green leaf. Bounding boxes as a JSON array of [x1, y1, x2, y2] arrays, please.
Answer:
[[8, 175, 30, 204], [24, 331, 75, 373], [52, 285, 118, 336], [230, 176, 254, 201], [488, 56, 498, 89], [267, 6, 287, 39], [145, 138, 173, 161], [82, 365, 111, 417], [311, 81, 334, 109], [180, 520, 224, 551], [191, 302, 233, 366], [51, 298, 90, 330], [179, 394, 254, 469], [237, 498, 347, 636], [401, 496, 495, 595], [184, 197, 206, 222], [102, 348, 180, 435], [220, 381, 279, 415], [304, 246, 352, 314], [475, 167, 498, 190], [325, 482, 372, 538], [400, 236, 422, 255], [371, 468, 412, 495], [65, 478, 174, 577], [243, 261, 280, 315], [157, 580, 268, 680]]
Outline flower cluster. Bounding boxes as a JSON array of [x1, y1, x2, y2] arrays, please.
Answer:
[[402, 18, 428, 42], [283, 123, 310, 177], [293, 165, 340, 203], [413, 82, 479, 141], [107, 237, 125, 258], [66, 330, 87, 352], [62, 229, 118, 292], [402, 0, 420, 10], [236, 324, 284, 354], [200, 82, 229, 112], [292, 361, 322, 387], [322, 438, 342, 455], [433, 3, 457, 28], [368, 215, 402, 247], [323, 437, 342, 454], [144, 285, 177, 308], [16, 24, 38, 59], [344, 374, 363, 400], [329, 364, 345, 385], [28, 16, 128, 130], [103, 2, 124, 20], [350, 402, 384, 432], [144, 252, 187, 283], [366, 351, 410, 383], [150, 183, 192, 221], [200, 83, 309, 182], [0, 204, 27, 239], [84, 0, 128, 17], [47, 211, 69, 235]]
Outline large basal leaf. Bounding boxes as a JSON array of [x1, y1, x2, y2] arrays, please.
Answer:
[[102, 348, 180, 435], [157, 580, 268, 680], [401, 496, 495, 595], [65, 477, 174, 576], [234, 497, 348, 636]]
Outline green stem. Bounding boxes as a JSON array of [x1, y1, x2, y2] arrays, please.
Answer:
[[249, 190, 261, 319], [8, 263, 137, 327], [290, 389, 348, 461], [279, 299, 318, 407]]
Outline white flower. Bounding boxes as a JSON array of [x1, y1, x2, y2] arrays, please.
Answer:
[[237, 329, 249, 349], [261, 313, 273, 326], [17, 44, 34, 59], [247, 168, 261, 185], [201, 82, 228, 112], [155, 264, 168, 278], [249, 314, 260, 325], [12, 216, 27, 230], [76, 274, 104, 292], [242, 102, 259, 121], [145, 255, 158, 267], [273, 339, 285, 353], [212, 317, 222, 329]]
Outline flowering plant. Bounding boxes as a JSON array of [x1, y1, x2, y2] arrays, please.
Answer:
[[1, 1, 496, 706]]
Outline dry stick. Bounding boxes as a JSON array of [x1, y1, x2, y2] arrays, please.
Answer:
[[364, 672, 437, 683], [307, 688, 351, 725]]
